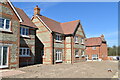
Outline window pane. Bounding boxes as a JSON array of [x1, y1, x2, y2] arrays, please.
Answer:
[[23, 28, 25, 35], [26, 28, 29, 35], [0, 18, 4, 28], [23, 49, 26, 55], [6, 20, 10, 29], [3, 47, 8, 65], [27, 49, 30, 55]]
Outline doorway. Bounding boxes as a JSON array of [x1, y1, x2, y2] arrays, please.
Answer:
[[0, 46, 9, 68]]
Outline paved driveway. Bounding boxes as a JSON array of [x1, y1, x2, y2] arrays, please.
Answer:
[[1, 61, 118, 78]]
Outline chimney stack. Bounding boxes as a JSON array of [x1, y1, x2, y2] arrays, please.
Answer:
[[34, 5, 40, 15], [101, 34, 104, 38]]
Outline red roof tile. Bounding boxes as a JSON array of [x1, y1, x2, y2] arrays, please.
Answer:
[[15, 8, 37, 28], [38, 15, 80, 34], [85, 37, 102, 46]]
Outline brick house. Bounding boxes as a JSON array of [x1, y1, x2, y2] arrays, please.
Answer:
[[0, 0, 37, 69], [85, 35, 108, 61], [15, 8, 37, 67], [32, 6, 86, 64]]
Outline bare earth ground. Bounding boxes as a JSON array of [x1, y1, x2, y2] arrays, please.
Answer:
[[1, 61, 119, 78]]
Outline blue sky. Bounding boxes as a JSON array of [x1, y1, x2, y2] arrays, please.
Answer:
[[13, 2, 118, 47]]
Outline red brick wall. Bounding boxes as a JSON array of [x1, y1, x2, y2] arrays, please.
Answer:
[[85, 43, 108, 60]]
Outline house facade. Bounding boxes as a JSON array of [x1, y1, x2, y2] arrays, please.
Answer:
[[32, 6, 86, 64], [85, 35, 108, 61], [0, 0, 36, 69]]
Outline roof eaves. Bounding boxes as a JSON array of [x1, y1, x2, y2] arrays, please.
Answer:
[[7, 0, 23, 22], [36, 15, 52, 33]]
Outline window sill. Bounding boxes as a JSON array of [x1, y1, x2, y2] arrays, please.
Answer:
[[20, 35, 30, 39], [81, 43, 84, 45], [55, 40, 62, 43], [19, 55, 31, 57], [0, 29, 12, 33], [75, 42, 79, 44], [55, 60, 62, 62], [75, 55, 79, 58]]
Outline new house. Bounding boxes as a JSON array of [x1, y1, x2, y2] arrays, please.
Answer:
[[85, 35, 108, 61], [0, 0, 37, 69], [32, 6, 86, 64]]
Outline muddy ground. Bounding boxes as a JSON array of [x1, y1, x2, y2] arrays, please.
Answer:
[[1, 61, 119, 78]]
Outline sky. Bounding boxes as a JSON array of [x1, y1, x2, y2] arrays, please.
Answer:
[[13, 2, 118, 47]]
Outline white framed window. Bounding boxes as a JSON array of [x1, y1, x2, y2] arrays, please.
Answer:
[[0, 46, 9, 68], [81, 38, 84, 44], [75, 49, 79, 57], [55, 34, 62, 42], [92, 54, 98, 60], [85, 55, 89, 60], [74, 36, 78, 43], [92, 47, 96, 50], [55, 49, 62, 62], [20, 27, 29, 37], [81, 50, 85, 57], [0, 18, 11, 31], [19, 48, 30, 57]]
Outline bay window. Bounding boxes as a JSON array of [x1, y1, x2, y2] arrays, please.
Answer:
[[20, 48, 30, 57]]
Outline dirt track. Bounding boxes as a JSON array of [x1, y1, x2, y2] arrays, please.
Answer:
[[2, 61, 118, 78]]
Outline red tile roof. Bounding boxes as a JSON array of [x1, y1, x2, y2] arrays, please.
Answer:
[[85, 37, 103, 46], [15, 8, 37, 28], [38, 15, 80, 34]]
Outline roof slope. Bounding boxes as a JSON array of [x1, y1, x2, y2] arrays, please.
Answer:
[[15, 8, 37, 28], [37, 15, 80, 34], [85, 37, 102, 46], [61, 20, 80, 34]]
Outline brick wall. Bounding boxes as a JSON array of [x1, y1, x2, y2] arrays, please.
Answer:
[[0, 2, 20, 69], [19, 26, 36, 66], [32, 16, 53, 64]]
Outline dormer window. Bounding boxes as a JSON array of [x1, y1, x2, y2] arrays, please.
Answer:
[[0, 18, 11, 31], [20, 27, 29, 37], [55, 34, 62, 42], [74, 36, 78, 43]]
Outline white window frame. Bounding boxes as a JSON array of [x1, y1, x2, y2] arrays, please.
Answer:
[[55, 50, 62, 62], [0, 46, 9, 68], [75, 49, 79, 57], [0, 18, 11, 32], [55, 34, 62, 42], [92, 54, 98, 61], [74, 36, 79, 43], [19, 48, 30, 57], [85, 55, 89, 60], [20, 27, 29, 37], [81, 50, 85, 57], [92, 47, 96, 50], [81, 38, 84, 44]]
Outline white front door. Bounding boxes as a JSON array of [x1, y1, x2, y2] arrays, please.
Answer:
[[0, 46, 9, 68]]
